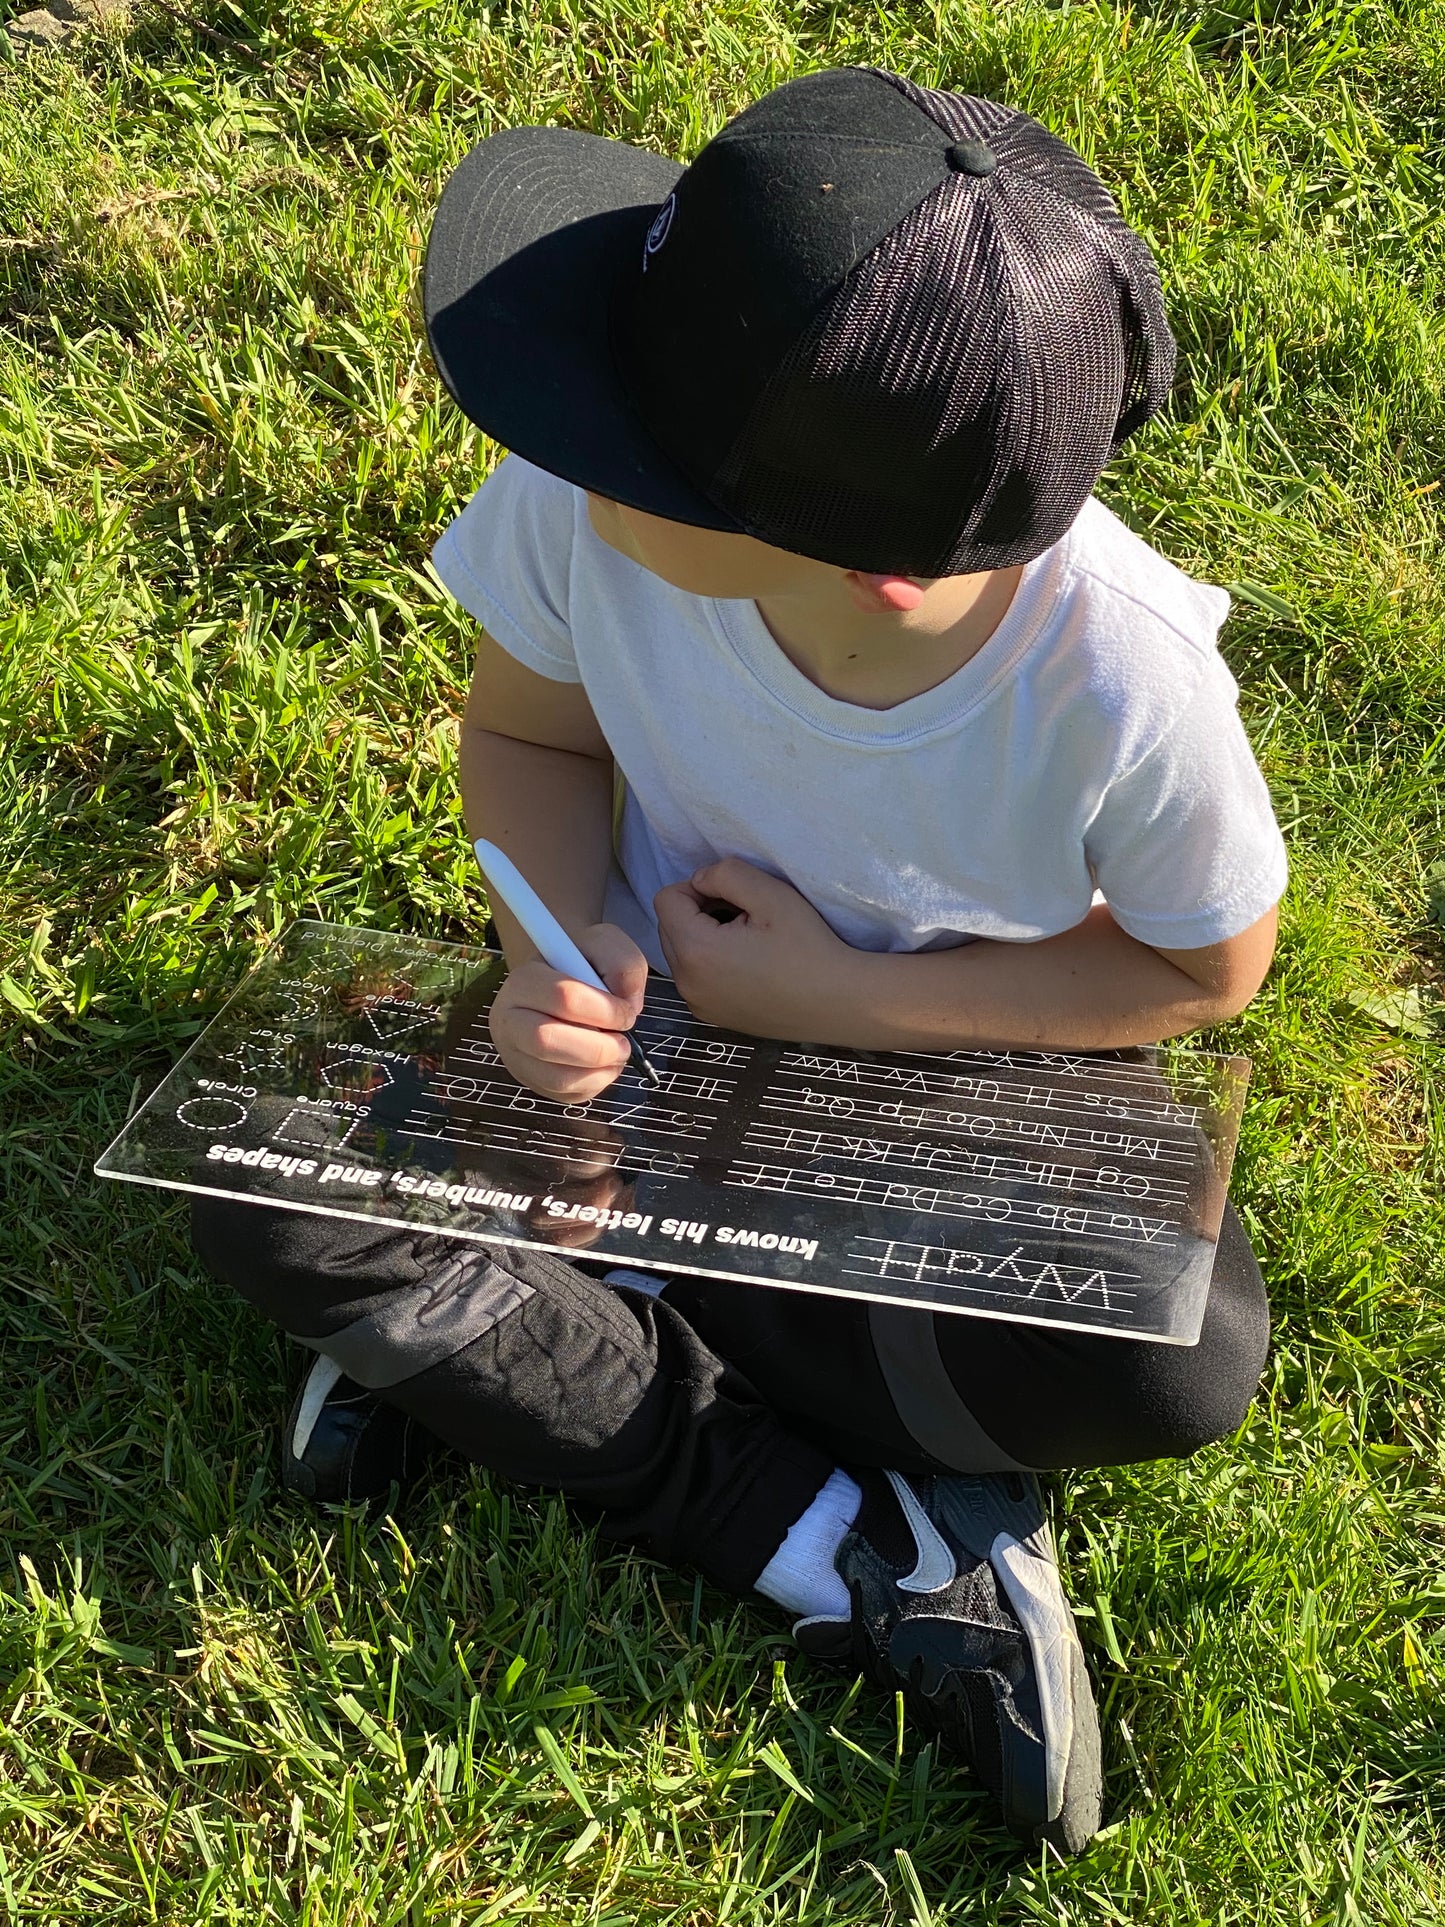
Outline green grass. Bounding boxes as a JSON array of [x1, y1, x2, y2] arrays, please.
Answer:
[[2, 0, 1444, 1917]]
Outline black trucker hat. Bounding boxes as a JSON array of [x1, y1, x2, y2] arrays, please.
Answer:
[[424, 66, 1176, 577]]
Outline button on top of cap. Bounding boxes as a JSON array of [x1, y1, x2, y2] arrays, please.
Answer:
[[945, 139, 997, 176]]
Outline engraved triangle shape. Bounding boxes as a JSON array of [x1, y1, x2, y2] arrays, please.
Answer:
[[363, 999, 434, 1043]]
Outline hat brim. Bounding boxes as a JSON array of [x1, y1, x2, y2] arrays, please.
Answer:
[[425, 126, 744, 532]]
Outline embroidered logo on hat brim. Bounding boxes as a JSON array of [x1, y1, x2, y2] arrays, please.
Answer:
[[642, 193, 676, 272]]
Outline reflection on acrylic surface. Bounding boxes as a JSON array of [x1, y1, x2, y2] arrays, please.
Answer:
[[96, 922, 1250, 1346]]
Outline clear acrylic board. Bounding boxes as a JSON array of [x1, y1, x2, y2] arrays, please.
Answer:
[[95, 921, 1251, 1345]]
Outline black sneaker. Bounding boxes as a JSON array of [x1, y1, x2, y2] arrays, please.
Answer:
[[793, 1468, 1103, 1855], [282, 1355, 438, 1509]]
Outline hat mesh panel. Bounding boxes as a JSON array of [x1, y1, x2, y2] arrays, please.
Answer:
[[874, 71, 1174, 446], [710, 86, 1175, 576]]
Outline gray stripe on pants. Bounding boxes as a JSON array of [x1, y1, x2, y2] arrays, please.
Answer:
[[868, 1301, 1033, 1473], [292, 1251, 535, 1392]]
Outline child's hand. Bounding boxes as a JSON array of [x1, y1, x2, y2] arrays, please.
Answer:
[[654, 858, 857, 1039], [489, 924, 647, 1102]]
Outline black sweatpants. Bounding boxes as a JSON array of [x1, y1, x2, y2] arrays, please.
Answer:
[[192, 1195, 1269, 1598]]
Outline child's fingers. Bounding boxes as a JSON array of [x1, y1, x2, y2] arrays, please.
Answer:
[[493, 994, 630, 1072], [496, 1031, 629, 1103], [576, 923, 649, 1011], [690, 856, 790, 916], [515, 1065, 625, 1104], [653, 880, 713, 950], [490, 935, 645, 1099], [526, 1015, 632, 1074], [656, 876, 708, 911], [504, 958, 638, 1033]]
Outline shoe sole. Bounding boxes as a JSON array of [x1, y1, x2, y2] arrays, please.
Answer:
[[933, 1477, 1103, 1853], [991, 1528, 1103, 1852]]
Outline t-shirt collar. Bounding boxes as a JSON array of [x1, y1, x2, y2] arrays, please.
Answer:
[[707, 518, 1076, 747]]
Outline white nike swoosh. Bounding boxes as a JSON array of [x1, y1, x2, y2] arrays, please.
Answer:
[[292, 1353, 345, 1460], [886, 1469, 957, 1594]]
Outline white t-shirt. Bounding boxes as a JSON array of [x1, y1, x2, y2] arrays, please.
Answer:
[[433, 455, 1287, 976]]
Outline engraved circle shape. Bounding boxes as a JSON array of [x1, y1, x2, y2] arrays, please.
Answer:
[[642, 193, 676, 268], [177, 1095, 250, 1133], [945, 140, 997, 177]]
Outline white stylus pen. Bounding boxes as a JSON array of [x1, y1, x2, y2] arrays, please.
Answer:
[[472, 838, 663, 1088]]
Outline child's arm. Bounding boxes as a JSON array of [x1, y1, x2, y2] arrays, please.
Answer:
[[460, 630, 615, 941], [460, 631, 648, 1098], [654, 856, 1277, 1051]]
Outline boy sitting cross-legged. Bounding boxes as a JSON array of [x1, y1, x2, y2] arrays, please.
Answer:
[[192, 67, 1286, 1855]]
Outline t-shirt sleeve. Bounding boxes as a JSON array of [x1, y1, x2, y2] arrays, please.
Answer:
[[1085, 659, 1288, 950], [429, 455, 582, 683]]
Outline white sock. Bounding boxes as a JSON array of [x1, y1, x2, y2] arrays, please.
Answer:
[[601, 1267, 668, 1300], [754, 1468, 862, 1620]]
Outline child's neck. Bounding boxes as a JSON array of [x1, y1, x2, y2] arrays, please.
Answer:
[[754, 564, 1025, 710]]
